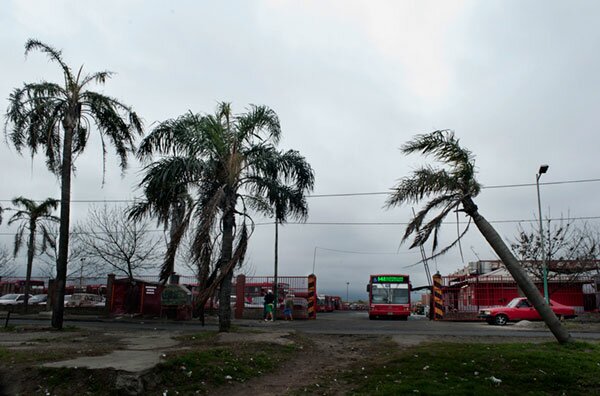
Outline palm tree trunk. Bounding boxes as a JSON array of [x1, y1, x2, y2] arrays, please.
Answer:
[[52, 120, 74, 330], [218, 208, 235, 332], [273, 219, 279, 320], [462, 197, 572, 344], [24, 220, 36, 313]]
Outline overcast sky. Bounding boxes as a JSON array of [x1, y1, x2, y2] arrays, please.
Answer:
[[1, 1, 600, 300]]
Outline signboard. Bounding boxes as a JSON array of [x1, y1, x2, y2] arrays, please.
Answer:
[[161, 284, 192, 306], [372, 276, 407, 283]]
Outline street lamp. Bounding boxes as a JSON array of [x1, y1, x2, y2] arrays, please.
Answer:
[[536, 164, 549, 303], [346, 282, 350, 303]]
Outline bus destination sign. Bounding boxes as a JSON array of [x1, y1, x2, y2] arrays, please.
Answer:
[[372, 276, 406, 283]]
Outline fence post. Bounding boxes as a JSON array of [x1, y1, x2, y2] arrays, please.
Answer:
[[307, 274, 317, 320], [47, 279, 55, 312], [106, 274, 115, 316], [235, 274, 246, 319], [432, 272, 444, 321], [169, 273, 180, 285]]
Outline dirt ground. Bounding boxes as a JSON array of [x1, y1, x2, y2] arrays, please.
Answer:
[[0, 322, 591, 395], [0, 325, 400, 395]]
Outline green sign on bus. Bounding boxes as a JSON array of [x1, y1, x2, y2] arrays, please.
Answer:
[[372, 276, 406, 283]]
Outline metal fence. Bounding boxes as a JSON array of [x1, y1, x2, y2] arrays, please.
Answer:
[[440, 274, 595, 316]]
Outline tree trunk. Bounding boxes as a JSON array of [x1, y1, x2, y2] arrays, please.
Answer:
[[218, 208, 235, 332], [24, 220, 37, 313], [52, 118, 75, 330], [273, 220, 279, 320], [462, 196, 572, 344]]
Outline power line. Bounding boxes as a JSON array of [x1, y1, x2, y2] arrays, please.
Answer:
[[262, 215, 600, 226], [1, 177, 599, 203], [2, 215, 600, 236], [314, 246, 418, 255]]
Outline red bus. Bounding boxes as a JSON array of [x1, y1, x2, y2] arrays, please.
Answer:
[[0, 279, 46, 296], [317, 295, 334, 312], [366, 274, 411, 320]]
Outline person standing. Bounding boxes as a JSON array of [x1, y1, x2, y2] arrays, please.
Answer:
[[264, 289, 275, 322], [284, 295, 294, 320]]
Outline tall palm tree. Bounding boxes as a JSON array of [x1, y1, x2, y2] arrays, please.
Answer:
[[4, 39, 143, 329], [386, 130, 571, 344], [133, 103, 314, 332], [264, 179, 313, 317], [8, 197, 59, 311]]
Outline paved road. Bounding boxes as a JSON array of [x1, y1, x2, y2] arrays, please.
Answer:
[[274, 311, 600, 340], [8, 310, 600, 340]]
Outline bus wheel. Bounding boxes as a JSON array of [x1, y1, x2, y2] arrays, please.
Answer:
[[400, 316, 408, 321], [369, 315, 375, 320]]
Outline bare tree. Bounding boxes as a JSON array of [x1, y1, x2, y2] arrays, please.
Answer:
[[0, 245, 16, 277], [511, 217, 600, 289], [39, 223, 103, 280], [77, 205, 163, 280]]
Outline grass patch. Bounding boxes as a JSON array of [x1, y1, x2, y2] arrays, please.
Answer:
[[147, 341, 298, 394], [345, 341, 600, 395], [33, 367, 115, 395], [0, 346, 74, 365], [0, 325, 17, 332], [175, 330, 218, 343]]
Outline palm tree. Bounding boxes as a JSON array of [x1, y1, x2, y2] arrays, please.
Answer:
[[133, 103, 314, 331], [386, 130, 571, 344], [8, 197, 59, 312], [4, 40, 143, 329]]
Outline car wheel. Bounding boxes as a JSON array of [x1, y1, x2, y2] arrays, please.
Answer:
[[494, 314, 508, 326], [486, 318, 494, 325], [369, 315, 374, 320]]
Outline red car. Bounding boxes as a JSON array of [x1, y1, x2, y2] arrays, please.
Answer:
[[479, 297, 576, 326]]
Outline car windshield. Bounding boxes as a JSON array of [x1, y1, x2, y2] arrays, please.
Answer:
[[0, 294, 19, 300], [507, 298, 525, 308]]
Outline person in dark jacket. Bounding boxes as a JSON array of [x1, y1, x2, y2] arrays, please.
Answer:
[[264, 289, 275, 321]]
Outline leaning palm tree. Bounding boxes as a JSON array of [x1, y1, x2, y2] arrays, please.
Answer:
[[4, 40, 143, 329], [133, 103, 314, 332], [8, 197, 59, 312], [386, 130, 571, 344]]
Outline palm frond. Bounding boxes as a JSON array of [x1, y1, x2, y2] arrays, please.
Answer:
[[80, 71, 115, 87], [137, 112, 205, 160], [82, 91, 143, 171], [236, 104, 281, 144], [25, 39, 73, 84], [386, 166, 461, 207], [401, 194, 459, 243], [389, 130, 482, 254], [12, 224, 26, 257], [402, 130, 471, 168]]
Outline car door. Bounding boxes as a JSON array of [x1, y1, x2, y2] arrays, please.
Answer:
[[517, 299, 539, 320]]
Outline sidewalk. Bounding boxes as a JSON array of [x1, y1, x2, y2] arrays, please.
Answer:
[[0, 310, 293, 329]]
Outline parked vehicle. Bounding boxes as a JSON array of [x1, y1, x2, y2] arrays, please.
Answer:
[[66, 293, 105, 307], [366, 274, 411, 320], [479, 297, 576, 325], [29, 294, 48, 305], [0, 294, 32, 306]]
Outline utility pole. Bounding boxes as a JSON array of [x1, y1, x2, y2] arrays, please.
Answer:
[[346, 282, 350, 303], [536, 165, 549, 303]]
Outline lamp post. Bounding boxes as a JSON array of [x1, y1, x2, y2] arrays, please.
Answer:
[[536, 164, 549, 303], [346, 282, 350, 303], [79, 257, 85, 289]]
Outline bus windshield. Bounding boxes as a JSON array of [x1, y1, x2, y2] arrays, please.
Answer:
[[371, 283, 409, 304]]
